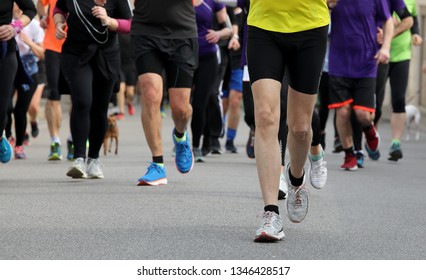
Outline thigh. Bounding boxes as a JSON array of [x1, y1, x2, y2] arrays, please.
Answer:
[[328, 76, 354, 109], [247, 26, 285, 84], [352, 78, 376, 112], [287, 26, 328, 94]]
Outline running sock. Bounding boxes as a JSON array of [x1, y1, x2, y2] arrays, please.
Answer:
[[310, 149, 324, 161], [391, 138, 400, 145], [51, 136, 61, 144], [344, 147, 355, 156], [153, 156, 164, 167], [289, 168, 305, 187], [226, 128, 236, 141], [264, 205, 279, 215], [174, 129, 186, 142]]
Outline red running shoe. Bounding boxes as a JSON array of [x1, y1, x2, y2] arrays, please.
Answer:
[[341, 153, 358, 171]]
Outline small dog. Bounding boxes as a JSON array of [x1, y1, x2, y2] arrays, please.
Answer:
[[405, 104, 421, 141], [103, 115, 119, 155]]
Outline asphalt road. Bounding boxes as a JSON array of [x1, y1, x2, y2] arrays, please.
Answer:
[[1, 105, 425, 260]]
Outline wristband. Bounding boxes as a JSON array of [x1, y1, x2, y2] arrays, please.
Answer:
[[233, 34, 239, 40], [10, 20, 24, 35]]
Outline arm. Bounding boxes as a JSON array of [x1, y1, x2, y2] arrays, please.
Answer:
[[213, 0, 238, 7], [375, 17, 394, 64], [53, 6, 67, 40], [205, 8, 232, 44], [19, 32, 45, 60], [37, 1, 49, 29], [393, 7, 413, 38], [0, 0, 35, 42], [91, 6, 132, 33], [411, 16, 423, 46]]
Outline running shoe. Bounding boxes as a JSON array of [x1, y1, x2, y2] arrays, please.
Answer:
[[364, 125, 380, 160], [173, 129, 194, 173], [137, 162, 167, 186], [66, 157, 87, 179], [30, 121, 39, 138], [246, 128, 255, 159], [332, 137, 343, 153], [285, 164, 309, 223], [278, 173, 287, 200], [0, 137, 13, 163], [355, 150, 364, 168], [23, 132, 30, 146], [48, 142, 62, 160], [210, 137, 222, 154], [308, 155, 327, 189], [127, 103, 135, 116], [67, 139, 74, 161], [87, 158, 104, 179], [341, 153, 358, 171], [225, 139, 238, 153], [14, 145, 26, 159], [193, 147, 205, 162], [388, 142, 403, 161], [201, 137, 211, 156], [254, 211, 285, 242]]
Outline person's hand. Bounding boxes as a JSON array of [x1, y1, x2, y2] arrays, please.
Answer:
[[412, 34, 423, 46], [18, 32, 31, 45], [39, 16, 49, 29], [374, 47, 390, 64], [0, 24, 16, 41], [206, 29, 220, 44], [327, 0, 339, 9], [377, 27, 384, 45], [228, 35, 240, 51], [92, 5, 109, 26], [55, 22, 67, 40]]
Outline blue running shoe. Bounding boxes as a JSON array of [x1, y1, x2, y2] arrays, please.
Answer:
[[0, 137, 13, 163], [67, 139, 74, 161], [48, 142, 63, 161], [173, 129, 194, 173], [355, 151, 364, 168], [137, 162, 167, 186]]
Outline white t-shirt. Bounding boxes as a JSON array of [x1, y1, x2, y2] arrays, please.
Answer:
[[15, 19, 45, 58]]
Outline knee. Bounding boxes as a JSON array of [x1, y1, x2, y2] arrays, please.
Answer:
[[255, 109, 278, 130], [288, 123, 310, 141], [337, 106, 351, 122]]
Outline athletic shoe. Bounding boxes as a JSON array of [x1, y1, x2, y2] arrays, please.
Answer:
[[127, 103, 135, 116], [246, 128, 255, 159], [364, 125, 380, 160], [67, 139, 74, 161], [14, 145, 26, 159], [48, 142, 62, 161], [137, 162, 167, 186], [0, 137, 13, 163], [355, 150, 364, 168], [210, 137, 222, 154], [254, 211, 285, 242], [278, 173, 287, 200], [388, 142, 403, 161], [225, 139, 238, 153], [66, 157, 87, 179], [23, 132, 30, 146], [30, 121, 39, 138], [87, 158, 104, 179], [285, 164, 309, 223], [7, 136, 15, 148], [173, 129, 194, 173], [193, 147, 205, 162], [201, 137, 211, 156], [332, 137, 343, 153], [341, 153, 358, 171], [308, 155, 327, 189]]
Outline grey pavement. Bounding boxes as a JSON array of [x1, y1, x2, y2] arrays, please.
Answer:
[[1, 103, 425, 260]]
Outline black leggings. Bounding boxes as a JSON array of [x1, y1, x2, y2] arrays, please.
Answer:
[[191, 53, 219, 148], [6, 73, 38, 146], [45, 50, 62, 101], [61, 54, 115, 159], [0, 52, 18, 135]]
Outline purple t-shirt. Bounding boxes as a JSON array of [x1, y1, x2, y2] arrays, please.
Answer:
[[329, 0, 391, 78], [378, 0, 406, 28], [195, 0, 225, 57]]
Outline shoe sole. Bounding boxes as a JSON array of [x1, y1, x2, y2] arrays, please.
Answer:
[[341, 165, 358, 171], [388, 150, 402, 161], [137, 178, 168, 186], [211, 150, 222, 155], [66, 167, 87, 179], [88, 174, 104, 179], [48, 154, 63, 161], [254, 231, 284, 242]]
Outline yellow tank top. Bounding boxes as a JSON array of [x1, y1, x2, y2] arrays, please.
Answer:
[[248, 0, 330, 33]]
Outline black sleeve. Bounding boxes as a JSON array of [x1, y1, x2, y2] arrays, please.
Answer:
[[395, 7, 411, 20], [55, 0, 69, 13], [113, 0, 133, 19], [411, 15, 420, 35], [15, 0, 37, 20]]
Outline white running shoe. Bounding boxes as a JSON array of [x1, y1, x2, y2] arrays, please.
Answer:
[[87, 158, 104, 179], [308, 155, 327, 189], [66, 157, 87, 179], [278, 173, 287, 200], [285, 163, 309, 223], [254, 211, 285, 242]]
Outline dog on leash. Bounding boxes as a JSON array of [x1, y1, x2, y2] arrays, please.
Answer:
[[405, 104, 421, 141], [103, 115, 119, 155]]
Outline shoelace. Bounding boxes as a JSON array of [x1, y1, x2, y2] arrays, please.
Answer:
[[294, 185, 307, 206], [176, 142, 191, 161], [312, 160, 327, 175], [258, 211, 274, 227]]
